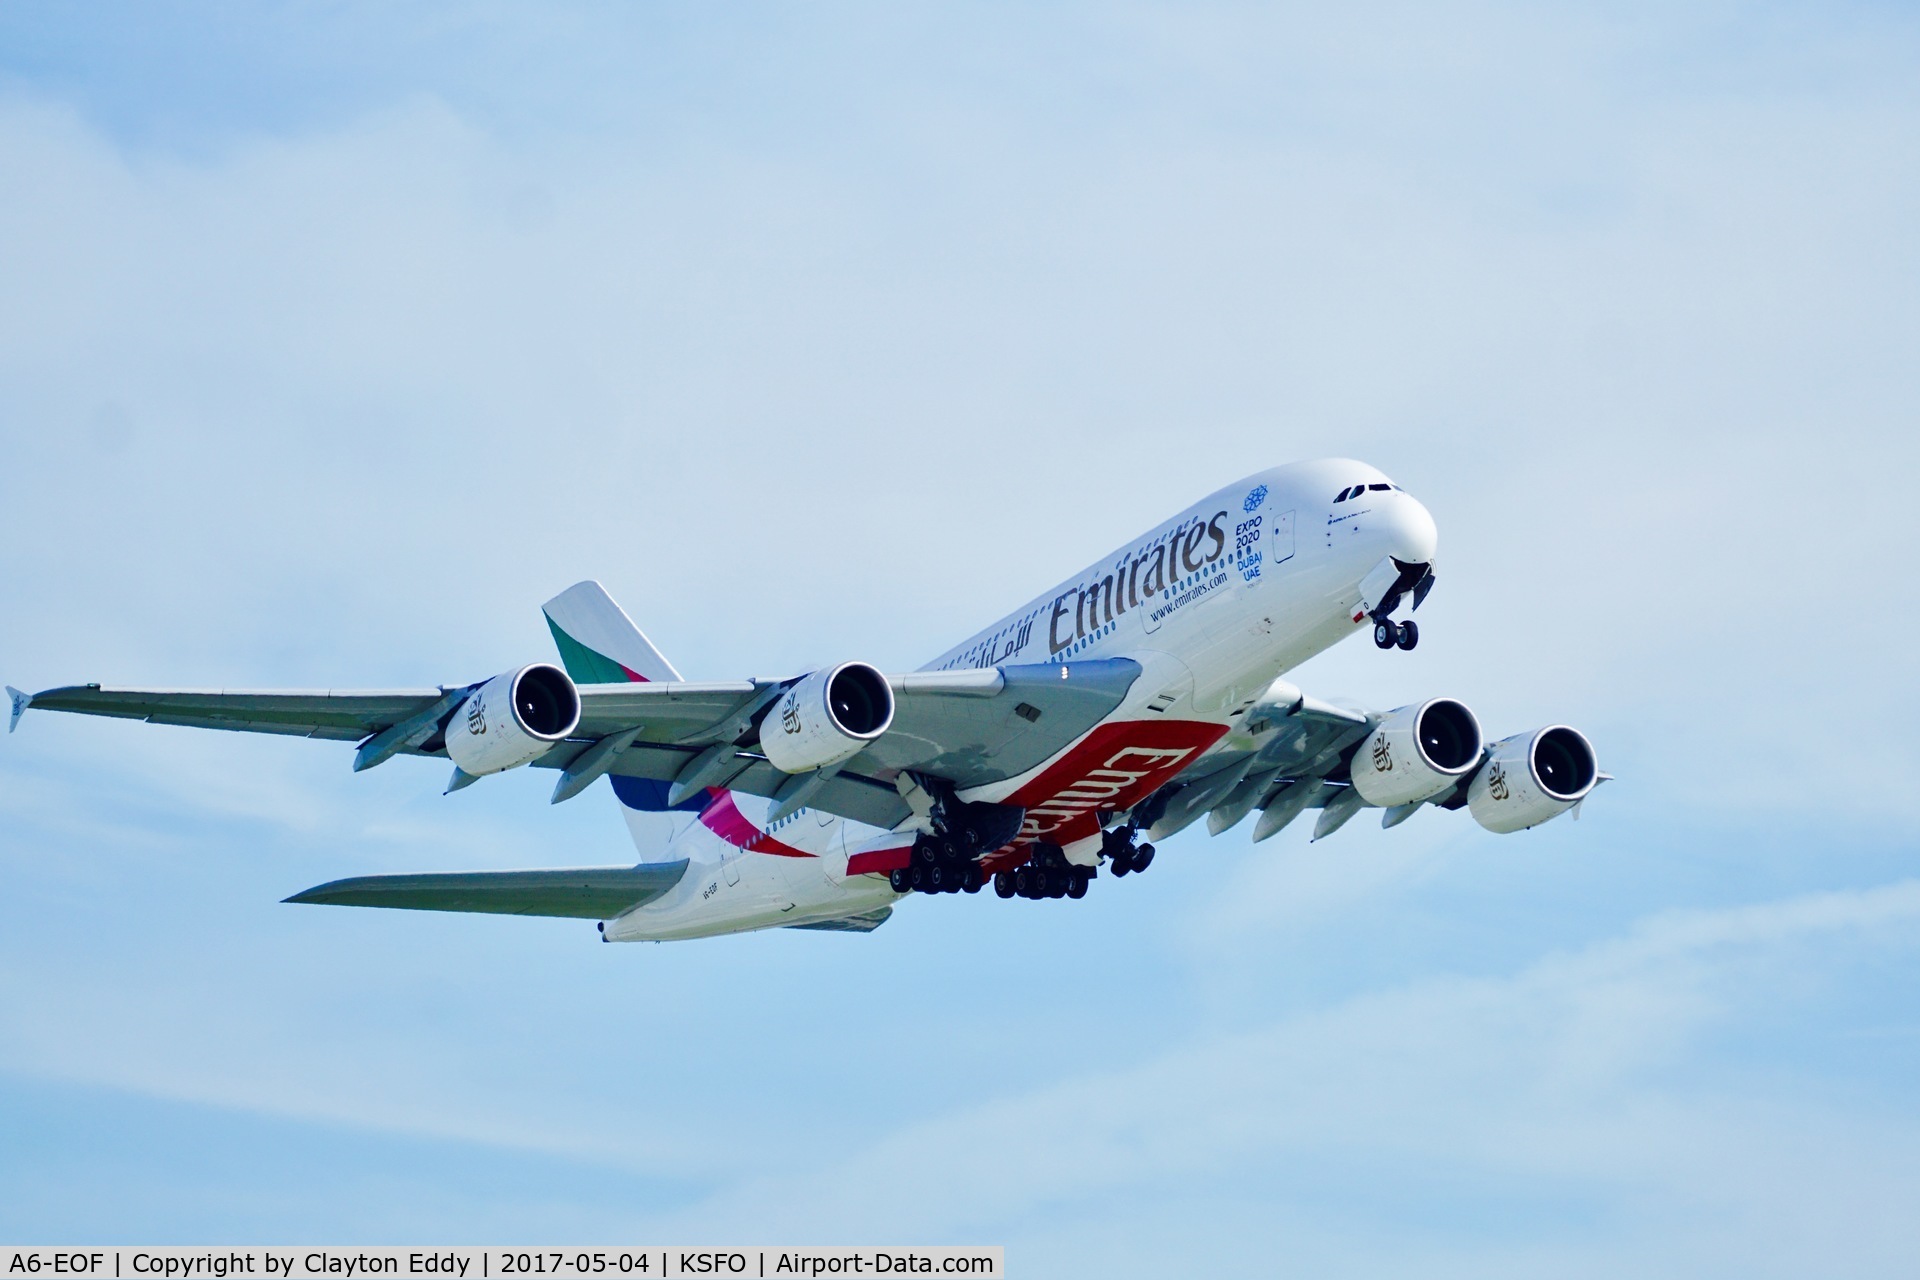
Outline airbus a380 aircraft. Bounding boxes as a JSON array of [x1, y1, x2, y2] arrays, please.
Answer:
[[9, 458, 1602, 942]]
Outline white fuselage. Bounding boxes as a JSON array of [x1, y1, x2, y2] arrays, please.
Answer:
[[603, 458, 1437, 941]]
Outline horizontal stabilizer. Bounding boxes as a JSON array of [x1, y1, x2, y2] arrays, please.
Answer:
[[285, 859, 688, 919]]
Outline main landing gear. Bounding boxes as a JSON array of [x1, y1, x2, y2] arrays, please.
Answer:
[[889, 835, 986, 895], [984, 829, 1156, 901], [993, 843, 1094, 900], [887, 793, 1024, 895], [1101, 825, 1156, 877], [893, 827, 1156, 903], [1373, 616, 1418, 651]]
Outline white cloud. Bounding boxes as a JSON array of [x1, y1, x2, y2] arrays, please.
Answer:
[[639, 880, 1920, 1275]]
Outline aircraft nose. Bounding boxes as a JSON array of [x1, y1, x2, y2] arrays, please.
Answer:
[[1378, 491, 1438, 565]]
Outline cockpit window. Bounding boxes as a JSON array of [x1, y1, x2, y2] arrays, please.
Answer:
[[1334, 487, 1349, 502], [1369, 483, 1391, 492]]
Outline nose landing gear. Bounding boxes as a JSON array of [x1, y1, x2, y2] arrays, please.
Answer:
[[1368, 559, 1432, 652], [1372, 616, 1419, 651]]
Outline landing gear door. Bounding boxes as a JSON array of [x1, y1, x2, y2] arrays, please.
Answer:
[[1270, 510, 1295, 566]]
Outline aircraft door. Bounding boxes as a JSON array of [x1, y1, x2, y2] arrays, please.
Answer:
[[1270, 510, 1296, 566], [723, 849, 742, 886]]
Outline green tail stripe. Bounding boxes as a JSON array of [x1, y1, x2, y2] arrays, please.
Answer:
[[546, 617, 635, 684]]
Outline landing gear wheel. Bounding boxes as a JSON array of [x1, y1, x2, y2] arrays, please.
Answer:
[[914, 841, 940, 868], [1132, 843, 1156, 873], [1373, 619, 1399, 649], [1395, 619, 1419, 651], [994, 870, 1016, 898], [1047, 869, 1068, 898], [963, 865, 984, 893], [889, 868, 911, 893], [1015, 865, 1036, 897], [910, 865, 929, 891], [1066, 869, 1089, 899]]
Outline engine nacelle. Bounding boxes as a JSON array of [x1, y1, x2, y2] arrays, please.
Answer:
[[1350, 697, 1484, 808], [444, 663, 581, 777], [759, 661, 894, 774], [1468, 725, 1598, 833]]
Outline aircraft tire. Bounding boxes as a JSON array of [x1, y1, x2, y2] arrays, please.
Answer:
[[1133, 843, 1156, 873], [1396, 620, 1419, 650], [889, 868, 911, 893], [1066, 870, 1089, 899], [1374, 620, 1398, 649], [994, 870, 1017, 898]]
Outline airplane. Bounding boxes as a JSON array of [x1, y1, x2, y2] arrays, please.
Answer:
[[7, 458, 1603, 943]]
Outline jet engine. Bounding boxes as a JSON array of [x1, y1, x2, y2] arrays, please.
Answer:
[[444, 663, 581, 776], [1468, 725, 1598, 833], [1350, 697, 1484, 808], [759, 661, 895, 774]]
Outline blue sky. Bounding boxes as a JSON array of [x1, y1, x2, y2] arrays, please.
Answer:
[[1, 2, 1917, 1273]]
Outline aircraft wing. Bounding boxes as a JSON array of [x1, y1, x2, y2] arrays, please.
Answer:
[[13, 658, 1142, 830], [566, 658, 1142, 827], [1132, 686, 1597, 844], [1132, 691, 1382, 842], [17, 685, 450, 740]]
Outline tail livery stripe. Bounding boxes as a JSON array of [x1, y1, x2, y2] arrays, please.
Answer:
[[546, 619, 647, 684], [609, 778, 814, 859], [609, 775, 708, 814], [698, 792, 816, 859], [540, 580, 682, 684]]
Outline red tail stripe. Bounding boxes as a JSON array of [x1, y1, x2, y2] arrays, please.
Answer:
[[698, 791, 816, 859]]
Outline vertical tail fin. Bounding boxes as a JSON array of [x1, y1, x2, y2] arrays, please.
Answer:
[[541, 581, 683, 684], [541, 582, 694, 862]]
